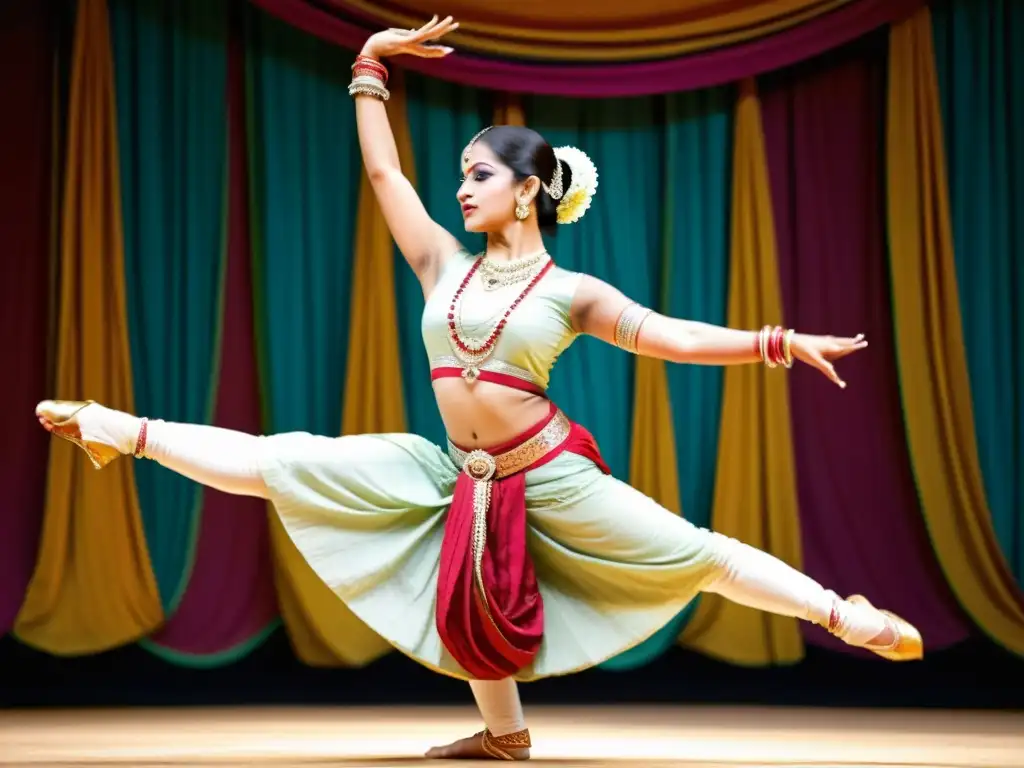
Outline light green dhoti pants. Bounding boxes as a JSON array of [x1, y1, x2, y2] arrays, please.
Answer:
[[257, 430, 723, 682]]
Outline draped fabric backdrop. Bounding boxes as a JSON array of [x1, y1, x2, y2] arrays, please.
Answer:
[[886, 6, 1024, 656], [111, 0, 229, 624], [759, 33, 969, 653], [14, 0, 164, 656], [3, 0, 1023, 676], [932, 0, 1024, 584], [680, 79, 805, 666], [141, 0, 281, 665], [0, 2, 57, 638]]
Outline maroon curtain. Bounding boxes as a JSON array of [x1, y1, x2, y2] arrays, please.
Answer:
[[759, 36, 971, 653], [0, 2, 59, 635]]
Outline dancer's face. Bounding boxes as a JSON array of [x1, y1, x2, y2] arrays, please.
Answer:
[[456, 142, 531, 233]]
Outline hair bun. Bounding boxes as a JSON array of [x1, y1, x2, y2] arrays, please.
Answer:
[[552, 146, 599, 225]]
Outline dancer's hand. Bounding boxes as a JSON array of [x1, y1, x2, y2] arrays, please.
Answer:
[[790, 333, 867, 389], [361, 15, 458, 60]]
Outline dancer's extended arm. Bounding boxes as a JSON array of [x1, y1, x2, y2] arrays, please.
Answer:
[[570, 274, 866, 388], [355, 17, 460, 279]]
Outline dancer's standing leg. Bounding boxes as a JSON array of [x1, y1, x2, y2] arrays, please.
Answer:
[[425, 679, 530, 760]]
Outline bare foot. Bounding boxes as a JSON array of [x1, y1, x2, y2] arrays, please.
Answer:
[[425, 731, 530, 761]]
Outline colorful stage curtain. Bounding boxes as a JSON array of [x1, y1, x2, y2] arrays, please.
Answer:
[[932, 0, 1024, 584], [681, 79, 804, 666], [399, 72, 492, 444], [604, 87, 734, 670], [246, 0, 924, 97], [0, 1, 57, 635], [8, 0, 1021, 674], [886, 6, 1024, 655], [332, 0, 847, 61], [760, 36, 970, 653], [14, 0, 164, 655], [110, 0, 228, 616], [245, 5, 389, 666], [524, 95, 665, 480], [142, 3, 281, 665]]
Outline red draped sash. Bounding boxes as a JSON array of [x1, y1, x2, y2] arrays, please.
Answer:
[[435, 402, 610, 680]]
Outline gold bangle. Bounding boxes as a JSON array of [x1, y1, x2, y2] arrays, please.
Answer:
[[614, 302, 653, 354], [760, 324, 776, 368], [348, 75, 390, 101], [783, 328, 795, 368]]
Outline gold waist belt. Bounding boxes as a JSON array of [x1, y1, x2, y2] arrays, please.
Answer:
[[447, 408, 571, 481]]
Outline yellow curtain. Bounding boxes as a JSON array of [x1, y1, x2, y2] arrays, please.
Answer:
[[14, 0, 163, 654], [268, 516, 390, 666], [680, 78, 804, 666], [337, 0, 848, 61], [493, 92, 525, 127], [885, 8, 1024, 654], [629, 357, 683, 516], [268, 73, 419, 667]]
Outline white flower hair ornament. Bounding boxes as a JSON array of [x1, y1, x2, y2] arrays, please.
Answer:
[[546, 146, 599, 225]]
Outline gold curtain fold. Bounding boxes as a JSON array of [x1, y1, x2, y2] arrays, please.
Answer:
[[629, 356, 683, 516], [268, 516, 390, 666], [337, 0, 848, 61], [14, 0, 163, 654], [269, 73, 419, 667], [885, 7, 1024, 654], [680, 78, 804, 666], [493, 92, 525, 127]]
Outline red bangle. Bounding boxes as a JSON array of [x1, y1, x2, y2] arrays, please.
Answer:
[[353, 63, 388, 84], [133, 417, 148, 458], [353, 55, 388, 77], [772, 326, 786, 365]]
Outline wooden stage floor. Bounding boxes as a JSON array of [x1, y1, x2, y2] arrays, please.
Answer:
[[2, 705, 1021, 767]]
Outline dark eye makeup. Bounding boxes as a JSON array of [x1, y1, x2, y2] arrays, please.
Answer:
[[460, 170, 492, 183]]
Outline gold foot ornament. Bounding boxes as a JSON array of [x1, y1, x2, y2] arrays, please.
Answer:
[[845, 594, 924, 662], [481, 728, 532, 761], [36, 399, 123, 470]]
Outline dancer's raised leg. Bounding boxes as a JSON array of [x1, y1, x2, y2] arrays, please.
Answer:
[[529, 469, 923, 663], [36, 400, 269, 498], [698, 529, 919, 659]]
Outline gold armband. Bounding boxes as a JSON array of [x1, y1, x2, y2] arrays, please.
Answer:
[[614, 302, 654, 353]]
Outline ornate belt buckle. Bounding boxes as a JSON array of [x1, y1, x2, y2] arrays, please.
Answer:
[[463, 449, 497, 481]]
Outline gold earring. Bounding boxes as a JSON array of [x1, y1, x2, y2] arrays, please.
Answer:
[[515, 200, 530, 220]]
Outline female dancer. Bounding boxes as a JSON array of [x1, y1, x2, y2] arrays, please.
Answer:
[[36, 15, 922, 762]]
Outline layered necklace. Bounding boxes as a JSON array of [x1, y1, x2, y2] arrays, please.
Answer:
[[447, 251, 553, 382], [477, 248, 547, 291]]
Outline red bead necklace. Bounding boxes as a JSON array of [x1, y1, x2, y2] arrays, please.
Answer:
[[447, 256, 554, 382]]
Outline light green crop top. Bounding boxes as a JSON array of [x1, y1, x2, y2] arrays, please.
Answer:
[[421, 250, 583, 393]]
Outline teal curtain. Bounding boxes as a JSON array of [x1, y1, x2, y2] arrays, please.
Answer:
[[400, 72, 492, 445], [523, 96, 665, 479], [111, 0, 229, 612], [932, 0, 1024, 581], [245, 6, 361, 435], [602, 88, 734, 670]]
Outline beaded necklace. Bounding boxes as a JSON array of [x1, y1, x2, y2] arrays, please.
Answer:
[[446, 255, 554, 382]]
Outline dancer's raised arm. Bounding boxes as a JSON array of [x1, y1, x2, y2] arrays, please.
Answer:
[[353, 16, 459, 282]]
